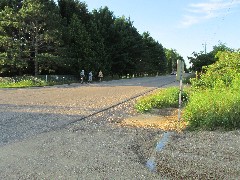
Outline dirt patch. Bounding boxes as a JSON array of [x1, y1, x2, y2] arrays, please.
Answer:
[[118, 108, 187, 131]]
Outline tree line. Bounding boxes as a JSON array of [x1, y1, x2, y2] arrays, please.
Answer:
[[0, 0, 184, 78], [188, 42, 236, 72]]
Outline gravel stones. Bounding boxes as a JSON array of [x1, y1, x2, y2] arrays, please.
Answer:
[[0, 77, 171, 179]]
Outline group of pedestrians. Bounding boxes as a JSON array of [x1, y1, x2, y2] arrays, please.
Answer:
[[80, 70, 103, 84]]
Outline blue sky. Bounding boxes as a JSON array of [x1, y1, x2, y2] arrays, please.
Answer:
[[59, 0, 240, 67]]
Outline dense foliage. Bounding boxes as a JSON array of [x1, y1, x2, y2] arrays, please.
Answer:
[[184, 51, 240, 130], [0, 0, 184, 77], [190, 51, 240, 89], [188, 43, 233, 72]]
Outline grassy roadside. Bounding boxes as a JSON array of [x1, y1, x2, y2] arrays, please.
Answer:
[[135, 84, 240, 131], [0, 79, 47, 88], [135, 51, 240, 131], [0, 78, 74, 88]]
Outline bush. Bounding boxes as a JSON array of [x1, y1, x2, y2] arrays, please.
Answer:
[[0, 78, 47, 88], [185, 51, 240, 130], [183, 87, 240, 130], [191, 51, 240, 89], [135, 87, 189, 112]]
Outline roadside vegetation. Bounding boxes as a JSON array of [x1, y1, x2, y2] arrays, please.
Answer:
[[0, 76, 75, 88], [0, 79, 46, 88], [135, 50, 240, 131], [135, 87, 190, 112]]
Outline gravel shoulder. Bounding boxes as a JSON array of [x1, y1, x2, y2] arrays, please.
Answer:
[[156, 130, 240, 179], [119, 109, 240, 179], [0, 97, 165, 179]]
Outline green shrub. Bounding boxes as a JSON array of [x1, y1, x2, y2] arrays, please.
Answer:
[[184, 51, 240, 130], [0, 79, 47, 88], [191, 51, 240, 89], [135, 87, 189, 112], [183, 87, 240, 130]]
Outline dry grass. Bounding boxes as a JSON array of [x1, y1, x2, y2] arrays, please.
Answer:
[[118, 108, 187, 131]]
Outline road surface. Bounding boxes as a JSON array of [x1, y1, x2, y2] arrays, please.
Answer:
[[0, 75, 177, 179]]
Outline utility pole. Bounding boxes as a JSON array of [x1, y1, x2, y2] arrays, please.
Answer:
[[202, 43, 207, 54]]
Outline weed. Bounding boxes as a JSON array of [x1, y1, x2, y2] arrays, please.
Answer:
[[135, 87, 190, 113]]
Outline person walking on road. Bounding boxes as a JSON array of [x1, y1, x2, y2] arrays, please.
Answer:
[[88, 71, 93, 83], [80, 70, 85, 84], [98, 70, 103, 82]]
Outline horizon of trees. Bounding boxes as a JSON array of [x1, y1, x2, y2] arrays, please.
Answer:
[[0, 0, 185, 77], [188, 42, 236, 72]]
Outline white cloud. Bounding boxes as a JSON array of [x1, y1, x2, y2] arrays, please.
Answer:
[[181, 15, 200, 27], [180, 0, 240, 28]]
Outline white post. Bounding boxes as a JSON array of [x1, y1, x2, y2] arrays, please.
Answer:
[[45, 75, 48, 82], [177, 60, 183, 131]]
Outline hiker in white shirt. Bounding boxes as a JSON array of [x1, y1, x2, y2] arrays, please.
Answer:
[[88, 71, 93, 83], [80, 70, 85, 84]]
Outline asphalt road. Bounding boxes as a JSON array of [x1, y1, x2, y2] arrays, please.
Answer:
[[0, 75, 177, 179], [0, 75, 177, 147]]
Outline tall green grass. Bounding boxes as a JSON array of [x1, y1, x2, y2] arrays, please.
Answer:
[[183, 87, 240, 130], [135, 87, 189, 113]]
